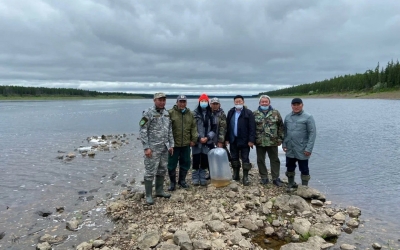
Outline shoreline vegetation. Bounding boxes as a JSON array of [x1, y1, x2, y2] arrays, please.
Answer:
[[270, 89, 400, 100], [1, 89, 400, 101]]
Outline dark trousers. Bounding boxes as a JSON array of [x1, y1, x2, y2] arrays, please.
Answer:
[[256, 146, 280, 180], [192, 153, 209, 170], [167, 146, 191, 171], [229, 139, 250, 164], [286, 157, 309, 175]]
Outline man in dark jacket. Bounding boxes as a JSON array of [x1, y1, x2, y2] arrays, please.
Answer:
[[225, 95, 256, 186]]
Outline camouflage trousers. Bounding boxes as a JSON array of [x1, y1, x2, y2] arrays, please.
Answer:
[[144, 146, 168, 181]]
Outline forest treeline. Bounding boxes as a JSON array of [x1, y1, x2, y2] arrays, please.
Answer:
[[0, 85, 152, 98], [261, 60, 400, 96]]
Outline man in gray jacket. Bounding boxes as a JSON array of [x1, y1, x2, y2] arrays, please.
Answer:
[[282, 98, 316, 190]]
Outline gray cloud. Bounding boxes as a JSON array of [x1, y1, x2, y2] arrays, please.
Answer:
[[1, 0, 399, 95]]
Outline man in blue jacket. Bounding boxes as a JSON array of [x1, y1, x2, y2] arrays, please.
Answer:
[[282, 98, 316, 190], [225, 95, 256, 186]]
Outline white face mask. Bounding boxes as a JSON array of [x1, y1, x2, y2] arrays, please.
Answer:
[[235, 104, 243, 109]]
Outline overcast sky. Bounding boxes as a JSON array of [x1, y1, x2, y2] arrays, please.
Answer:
[[1, 0, 400, 96]]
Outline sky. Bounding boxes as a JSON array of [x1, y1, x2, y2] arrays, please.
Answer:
[[1, 0, 400, 96]]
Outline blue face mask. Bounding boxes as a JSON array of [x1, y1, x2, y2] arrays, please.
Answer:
[[200, 102, 208, 108], [181, 108, 186, 113], [260, 105, 269, 110]]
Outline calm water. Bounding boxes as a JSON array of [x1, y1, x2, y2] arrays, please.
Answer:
[[0, 98, 399, 249]]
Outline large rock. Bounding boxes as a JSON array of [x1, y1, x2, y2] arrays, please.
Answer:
[[340, 243, 356, 249], [332, 212, 346, 222], [92, 239, 105, 248], [346, 206, 361, 217], [239, 218, 259, 231], [292, 218, 311, 235], [274, 195, 311, 213], [309, 223, 341, 238], [76, 242, 92, 250], [173, 230, 193, 250], [211, 238, 226, 249], [314, 212, 332, 223], [66, 219, 80, 231], [36, 242, 51, 250], [183, 221, 205, 237], [137, 231, 160, 249], [229, 230, 244, 245], [159, 243, 181, 250], [192, 239, 212, 249], [295, 186, 326, 201], [206, 220, 226, 232], [280, 236, 326, 250]]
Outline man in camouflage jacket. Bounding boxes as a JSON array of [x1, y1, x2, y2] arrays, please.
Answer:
[[139, 92, 174, 205], [253, 95, 284, 187]]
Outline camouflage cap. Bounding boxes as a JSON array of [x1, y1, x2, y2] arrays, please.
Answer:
[[177, 95, 187, 101], [154, 92, 166, 99], [210, 97, 220, 103]]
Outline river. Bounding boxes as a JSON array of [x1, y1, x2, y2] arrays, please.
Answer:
[[0, 98, 399, 249]]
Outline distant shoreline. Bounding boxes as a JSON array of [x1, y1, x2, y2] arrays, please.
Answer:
[[1, 90, 400, 101], [0, 96, 145, 101], [270, 90, 400, 100]]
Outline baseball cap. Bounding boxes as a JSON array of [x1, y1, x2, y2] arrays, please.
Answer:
[[210, 97, 220, 104], [291, 98, 303, 104], [154, 92, 166, 99], [176, 95, 187, 101]]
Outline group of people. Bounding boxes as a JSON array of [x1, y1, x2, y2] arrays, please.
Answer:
[[139, 92, 316, 205]]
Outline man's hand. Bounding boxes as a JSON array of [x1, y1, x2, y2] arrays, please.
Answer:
[[248, 142, 254, 149], [217, 142, 223, 148], [304, 151, 311, 156], [283, 147, 287, 152], [144, 148, 152, 158], [169, 147, 174, 156], [200, 137, 208, 144], [190, 141, 195, 147]]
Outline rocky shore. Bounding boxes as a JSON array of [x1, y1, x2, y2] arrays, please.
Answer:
[[2, 134, 390, 250], [37, 166, 386, 250]]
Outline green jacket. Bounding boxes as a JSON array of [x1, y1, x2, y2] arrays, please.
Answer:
[[253, 107, 284, 147], [168, 105, 198, 147]]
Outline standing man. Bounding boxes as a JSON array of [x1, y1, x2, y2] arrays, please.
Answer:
[[139, 92, 174, 205], [283, 98, 316, 190], [209, 97, 227, 149], [225, 95, 256, 186], [253, 95, 284, 187], [167, 95, 197, 191]]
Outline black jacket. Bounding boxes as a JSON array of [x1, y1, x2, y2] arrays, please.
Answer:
[[225, 106, 256, 147]]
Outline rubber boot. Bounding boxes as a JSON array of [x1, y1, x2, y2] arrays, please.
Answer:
[[192, 169, 200, 186], [155, 176, 171, 198], [301, 174, 310, 186], [286, 171, 298, 192], [242, 163, 252, 186], [144, 180, 154, 205], [178, 169, 190, 188], [167, 169, 176, 191], [231, 161, 241, 181], [199, 169, 207, 186]]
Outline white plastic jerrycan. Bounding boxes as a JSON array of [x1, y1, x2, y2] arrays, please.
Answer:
[[207, 147, 232, 187]]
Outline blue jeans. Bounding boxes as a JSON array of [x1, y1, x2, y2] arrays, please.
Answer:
[[286, 157, 309, 175]]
